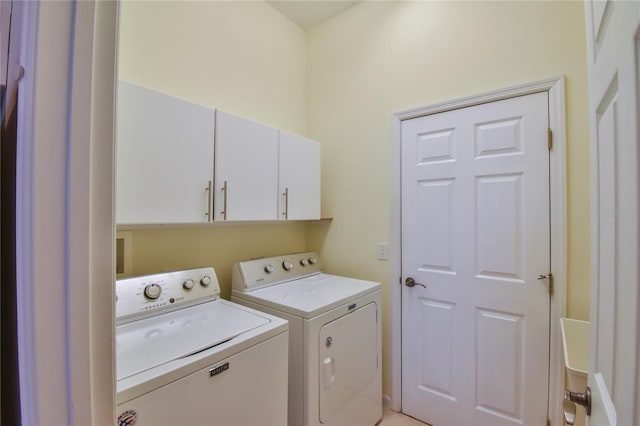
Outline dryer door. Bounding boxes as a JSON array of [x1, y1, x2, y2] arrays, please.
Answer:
[[318, 302, 377, 423]]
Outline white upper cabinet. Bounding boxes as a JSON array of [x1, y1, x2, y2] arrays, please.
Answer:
[[116, 85, 321, 225], [214, 110, 279, 221], [278, 131, 321, 220], [116, 81, 215, 224]]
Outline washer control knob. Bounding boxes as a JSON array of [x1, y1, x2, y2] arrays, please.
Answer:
[[308, 257, 317, 265], [300, 258, 309, 266], [200, 275, 211, 286], [282, 261, 294, 271], [144, 283, 162, 300], [264, 264, 275, 273], [182, 279, 195, 290]]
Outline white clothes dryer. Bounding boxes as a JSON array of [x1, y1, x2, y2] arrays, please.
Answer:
[[116, 267, 288, 426], [231, 252, 382, 426]]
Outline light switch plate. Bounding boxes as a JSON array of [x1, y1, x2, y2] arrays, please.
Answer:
[[377, 242, 389, 261]]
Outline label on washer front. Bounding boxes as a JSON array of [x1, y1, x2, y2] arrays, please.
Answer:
[[209, 362, 230, 377]]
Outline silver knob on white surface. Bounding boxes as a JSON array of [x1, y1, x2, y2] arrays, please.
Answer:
[[264, 264, 275, 273], [308, 257, 317, 265], [144, 283, 162, 300], [300, 258, 309, 266], [182, 279, 195, 290], [283, 261, 294, 271], [200, 275, 211, 286]]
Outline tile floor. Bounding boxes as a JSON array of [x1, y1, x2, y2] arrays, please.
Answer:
[[379, 408, 430, 426]]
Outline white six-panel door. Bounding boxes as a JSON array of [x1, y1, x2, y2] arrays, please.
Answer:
[[401, 92, 550, 425], [584, 1, 640, 425]]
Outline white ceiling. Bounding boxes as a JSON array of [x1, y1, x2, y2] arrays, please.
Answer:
[[267, 1, 363, 31]]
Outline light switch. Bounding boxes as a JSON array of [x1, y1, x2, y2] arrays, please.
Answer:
[[377, 243, 389, 261]]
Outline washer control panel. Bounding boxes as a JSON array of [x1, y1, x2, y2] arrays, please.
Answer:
[[232, 251, 322, 292], [116, 267, 220, 324]]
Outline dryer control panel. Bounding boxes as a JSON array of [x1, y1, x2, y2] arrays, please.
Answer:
[[232, 251, 322, 292], [116, 267, 220, 324]]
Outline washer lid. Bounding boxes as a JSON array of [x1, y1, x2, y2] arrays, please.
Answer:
[[116, 300, 270, 380], [235, 274, 380, 318]]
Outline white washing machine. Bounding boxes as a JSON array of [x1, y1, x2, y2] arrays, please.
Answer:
[[231, 252, 382, 426], [115, 267, 289, 426]]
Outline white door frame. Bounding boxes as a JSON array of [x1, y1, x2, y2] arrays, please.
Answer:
[[389, 77, 567, 425], [15, 1, 117, 424]]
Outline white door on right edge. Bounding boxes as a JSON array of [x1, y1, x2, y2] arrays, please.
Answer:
[[584, 1, 640, 425], [401, 92, 550, 425]]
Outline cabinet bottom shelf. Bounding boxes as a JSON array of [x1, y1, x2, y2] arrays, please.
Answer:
[[116, 217, 333, 231]]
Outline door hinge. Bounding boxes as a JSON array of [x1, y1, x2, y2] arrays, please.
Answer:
[[538, 273, 553, 295], [547, 128, 553, 150]]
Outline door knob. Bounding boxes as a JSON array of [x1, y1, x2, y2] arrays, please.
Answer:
[[405, 277, 427, 289], [563, 387, 591, 425]]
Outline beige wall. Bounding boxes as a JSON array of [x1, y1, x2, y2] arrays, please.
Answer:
[[126, 224, 316, 300], [118, 0, 307, 133], [118, 0, 591, 400], [305, 1, 590, 396], [117, 1, 310, 296]]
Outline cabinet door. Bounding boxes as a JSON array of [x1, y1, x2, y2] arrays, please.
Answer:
[[214, 110, 279, 221], [116, 81, 215, 224], [279, 131, 321, 220]]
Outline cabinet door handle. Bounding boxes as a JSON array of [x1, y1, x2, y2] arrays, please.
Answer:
[[282, 187, 289, 220], [221, 180, 228, 220], [205, 180, 212, 222]]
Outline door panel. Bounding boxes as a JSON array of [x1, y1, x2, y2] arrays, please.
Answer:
[[595, 90, 617, 397], [476, 174, 523, 280], [475, 309, 523, 421], [585, 1, 640, 424], [475, 117, 523, 157], [417, 179, 455, 272], [417, 298, 456, 398], [401, 92, 550, 426]]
